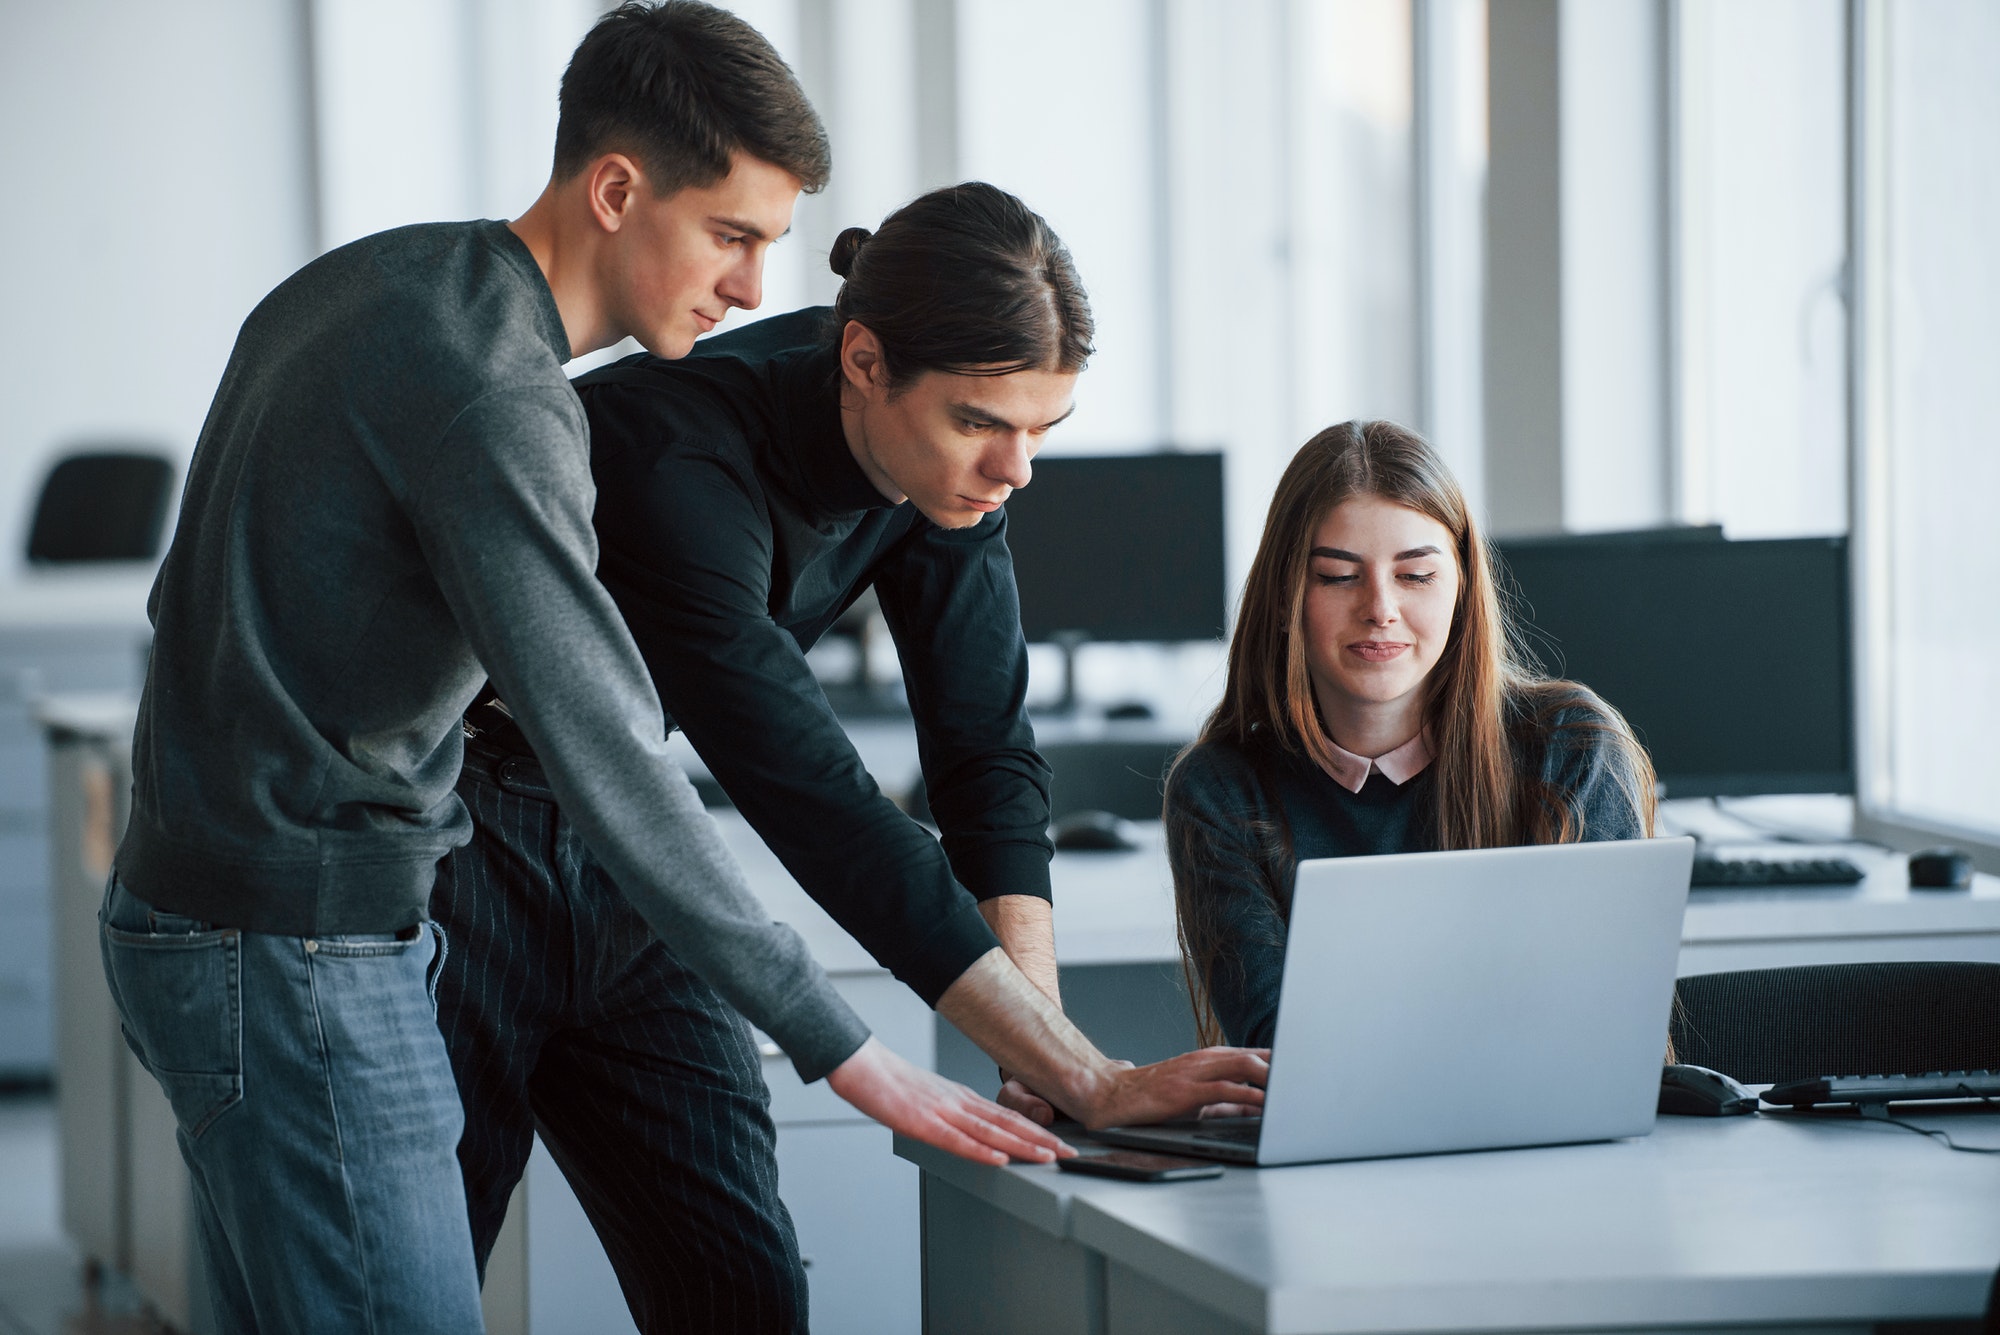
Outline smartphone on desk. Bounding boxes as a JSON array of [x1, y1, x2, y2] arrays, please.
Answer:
[[1057, 1150, 1222, 1182]]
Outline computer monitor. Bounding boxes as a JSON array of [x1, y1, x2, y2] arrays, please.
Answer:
[[1492, 533, 1852, 797], [1003, 452, 1227, 645]]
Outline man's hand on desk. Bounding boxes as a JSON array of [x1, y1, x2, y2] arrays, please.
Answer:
[[826, 1036, 1076, 1167], [1066, 1048, 1271, 1130], [999, 1056, 1271, 1130], [939, 948, 1271, 1130]]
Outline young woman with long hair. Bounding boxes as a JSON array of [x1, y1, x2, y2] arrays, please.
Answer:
[[1169, 419, 1657, 1049]]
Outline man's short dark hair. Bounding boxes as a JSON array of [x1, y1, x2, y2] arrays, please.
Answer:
[[553, 1, 829, 196]]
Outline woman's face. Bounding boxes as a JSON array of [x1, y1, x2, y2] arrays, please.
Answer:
[[1301, 494, 1462, 727]]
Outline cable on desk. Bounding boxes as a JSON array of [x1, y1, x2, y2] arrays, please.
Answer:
[[1834, 1090, 2000, 1155]]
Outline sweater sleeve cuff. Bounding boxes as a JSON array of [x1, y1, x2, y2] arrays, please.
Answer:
[[950, 839, 1055, 905], [892, 897, 1004, 1008], [766, 972, 874, 1085]]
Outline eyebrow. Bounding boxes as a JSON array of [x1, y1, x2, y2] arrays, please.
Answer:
[[951, 401, 1078, 432], [707, 215, 789, 242], [1311, 545, 1443, 562]]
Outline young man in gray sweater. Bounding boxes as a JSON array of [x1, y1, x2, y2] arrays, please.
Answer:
[[102, 5, 1080, 1331]]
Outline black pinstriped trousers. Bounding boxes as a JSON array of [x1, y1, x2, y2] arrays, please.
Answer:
[[432, 736, 808, 1334]]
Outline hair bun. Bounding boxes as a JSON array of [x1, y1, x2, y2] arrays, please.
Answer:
[[829, 226, 872, 279]]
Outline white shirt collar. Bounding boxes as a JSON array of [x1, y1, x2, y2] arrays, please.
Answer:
[[1315, 729, 1435, 795]]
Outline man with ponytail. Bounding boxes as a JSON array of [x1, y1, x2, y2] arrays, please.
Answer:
[[434, 181, 1271, 1330]]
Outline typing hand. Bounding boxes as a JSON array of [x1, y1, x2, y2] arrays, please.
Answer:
[[827, 1037, 1076, 1166], [997, 1058, 1133, 1127], [1075, 1047, 1271, 1131]]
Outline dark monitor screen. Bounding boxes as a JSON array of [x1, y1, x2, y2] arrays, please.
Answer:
[[1494, 534, 1853, 797], [1003, 453, 1227, 643]]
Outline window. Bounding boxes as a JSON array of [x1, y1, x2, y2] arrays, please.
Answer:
[[958, 0, 1164, 450], [1672, 0, 1847, 539], [1866, 0, 2000, 840]]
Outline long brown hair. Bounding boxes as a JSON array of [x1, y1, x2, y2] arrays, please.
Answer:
[[1173, 420, 1659, 1043]]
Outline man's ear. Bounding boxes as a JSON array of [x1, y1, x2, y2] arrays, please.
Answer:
[[839, 320, 890, 398], [583, 153, 645, 234]]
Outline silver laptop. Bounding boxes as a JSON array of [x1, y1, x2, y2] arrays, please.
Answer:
[[1097, 837, 1695, 1166]]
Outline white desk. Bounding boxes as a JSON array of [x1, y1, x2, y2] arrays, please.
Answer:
[[731, 801, 2000, 1335], [899, 1108, 2000, 1335], [48, 707, 2000, 1335]]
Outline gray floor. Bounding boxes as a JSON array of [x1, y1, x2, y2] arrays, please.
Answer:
[[0, 1093, 154, 1335]]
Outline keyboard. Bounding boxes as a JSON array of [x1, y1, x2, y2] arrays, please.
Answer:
[[1762, 1069, 2000, 1107], [1690, 855, 1866, 888], [1189, 1118, 1263, 1146]]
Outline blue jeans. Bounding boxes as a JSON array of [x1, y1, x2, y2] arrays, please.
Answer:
[[99, 876, 484, 1334]]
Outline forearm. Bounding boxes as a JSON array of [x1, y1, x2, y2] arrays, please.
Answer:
[[978, 894, 1060, 1004], [935, 948, 1113, 1119]]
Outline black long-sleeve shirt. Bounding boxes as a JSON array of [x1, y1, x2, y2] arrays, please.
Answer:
[[563, 307, 1053, 1007]]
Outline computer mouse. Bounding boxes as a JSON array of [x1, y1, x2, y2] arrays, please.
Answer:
[[1908, 846, 1973, 889], [1050, 809, 1139, 853], [1658, 1063, 1757, 1117]]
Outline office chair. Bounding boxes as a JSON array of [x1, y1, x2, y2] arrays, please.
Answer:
[[901, 737, 1187, 826], [1669, 962, 2000, 1084], [27, 450, 175, 563]]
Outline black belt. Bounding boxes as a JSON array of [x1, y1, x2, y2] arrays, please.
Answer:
[[459, 697, 553, 800]]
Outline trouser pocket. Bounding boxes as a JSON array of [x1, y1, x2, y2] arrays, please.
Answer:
[[101, 888, 244, 1140]]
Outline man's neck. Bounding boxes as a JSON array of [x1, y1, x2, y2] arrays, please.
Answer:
[[509, 187, 614, 359], [836, 394, 907, 506]]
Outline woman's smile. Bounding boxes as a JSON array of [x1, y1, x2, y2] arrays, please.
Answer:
[[1346, 640, 1410, 663]]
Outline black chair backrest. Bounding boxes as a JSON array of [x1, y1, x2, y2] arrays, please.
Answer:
[[1671, 962, 2000, 1084], [28, 451, 175, 563]]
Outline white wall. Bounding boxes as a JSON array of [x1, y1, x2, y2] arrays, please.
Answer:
[[0, 0, 317, 596], [313, 0, 608, 249]]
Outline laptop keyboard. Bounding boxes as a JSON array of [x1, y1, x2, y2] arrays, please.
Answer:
[[1192, 1119, 1263, 1145], [1763, 1069, 2000, 1107]]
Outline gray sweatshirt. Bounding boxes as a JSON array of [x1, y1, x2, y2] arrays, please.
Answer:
[[117, 220, 868, 1080]]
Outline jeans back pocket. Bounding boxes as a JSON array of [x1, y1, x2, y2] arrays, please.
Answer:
[[101, 923, 244, 1139]]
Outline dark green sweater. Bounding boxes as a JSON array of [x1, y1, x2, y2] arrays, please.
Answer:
[[1165, 689, 1649, 1047]]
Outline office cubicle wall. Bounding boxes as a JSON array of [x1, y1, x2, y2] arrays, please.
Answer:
[[1, 628, 150, 1081], [45, 698, 213, 1334]]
